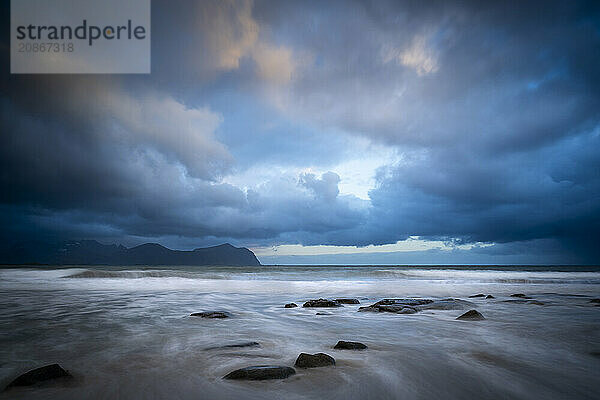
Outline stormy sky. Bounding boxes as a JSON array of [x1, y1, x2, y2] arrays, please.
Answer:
[[1, 0, 599, 264]]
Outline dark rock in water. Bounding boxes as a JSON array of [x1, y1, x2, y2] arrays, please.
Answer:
[[284, 303, 298, 308], [376, 305, 403, 313], [205, 342, 260, 350], [358, 298, 431, 313], [377, 305, 417, 314], [358, 306, 379, 313], [418, 298, 473, 311], [223, 365, 296, 380], [468, 293, 494, 299], [510, 294, 531, 299], [590, 299, 600, 304], [456, 309, 485, 321], [315, 312, 331, 315], [190, 311, 231, 319], [295, 353, 336, 368], [334, 340, 367, 350], [303, 299, 341, 308], [5, 364, 72, 389], [358, 298, 469, 314], [358, 304, 416, 314], [334, 298, 360, 304], [398, 307, 418, 314], [373, 298, 433, 307]]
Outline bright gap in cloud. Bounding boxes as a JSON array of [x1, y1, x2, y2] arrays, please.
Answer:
[[252, 237, 494, 257], [222, 140, 397, 200]]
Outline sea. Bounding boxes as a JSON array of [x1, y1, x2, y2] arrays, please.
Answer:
[[0, 265, 599, 400]]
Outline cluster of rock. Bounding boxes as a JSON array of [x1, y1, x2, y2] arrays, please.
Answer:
[[6, 339, 370, 387], [187, 293, 550, 327], [281, 297, 489, 321], [357, 298, 474, 314], [223, 340, 368, 380], [185, 306, 371, 381], [358, 298, 428, 314], [10, 292, 580, 389]]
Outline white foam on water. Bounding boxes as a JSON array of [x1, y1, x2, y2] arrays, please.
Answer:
[[0, 266, 599, 400]]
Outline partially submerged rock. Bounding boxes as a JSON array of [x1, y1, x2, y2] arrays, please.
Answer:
[[377, 305, 417, 314], [456, 309, 485, 321], [357, 306, 379, 313], [223, 365, 296, 380], [303, 299, 341, 308], [295, 353, 335, 368], [190, 311, 231, 319], [590, 299, 600, 304], [373, 305, 403, 313], [334, 298, 360, 304], [469, 294, 495, 299], [334, 341, 368, 350], [205, 342, 260, 350], [420, 298, 473, 310], [373, 299, 433, 307], [5, 364, 72, 389], [315, 312, 331, 315], [510, 294, 532, 299], [284, 303, 298, 308], [358, 298, 429, 314], [358, 298, 470, 314]]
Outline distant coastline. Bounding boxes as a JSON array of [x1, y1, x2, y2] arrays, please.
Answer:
[[0, 240, 260, 266]]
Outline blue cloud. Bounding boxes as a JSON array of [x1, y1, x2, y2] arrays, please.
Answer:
[[1, 0, 599, 263]]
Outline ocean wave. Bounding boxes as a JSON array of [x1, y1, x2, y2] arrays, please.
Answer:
[[370, 269, 413, 277], [56, 267, 600, 285], [362, 269, 600, 284], [494, 278, 599, 284], [63, 269, 227, 280]]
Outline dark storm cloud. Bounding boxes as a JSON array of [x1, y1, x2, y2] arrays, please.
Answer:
[[1, 1, 599, 262], [246, 0, 600, 260]]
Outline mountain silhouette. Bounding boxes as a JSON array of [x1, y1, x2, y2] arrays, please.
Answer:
[[0, 240, 260, 266]]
